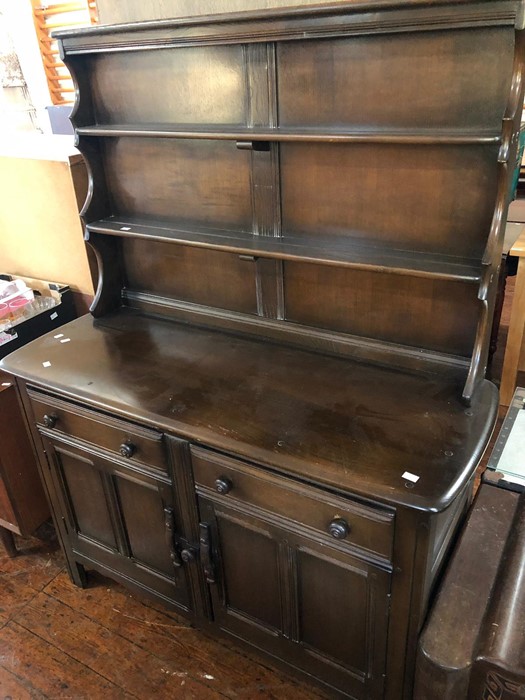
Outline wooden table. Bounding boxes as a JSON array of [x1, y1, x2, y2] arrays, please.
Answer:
[[500, 229, 525, 405]]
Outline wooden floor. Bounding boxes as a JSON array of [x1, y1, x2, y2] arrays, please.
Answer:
[[0, 275, 521, 700], [0, 521, 327, 699]]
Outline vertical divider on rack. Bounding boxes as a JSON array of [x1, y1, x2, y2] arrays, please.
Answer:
[[243, 42, 284, 320]]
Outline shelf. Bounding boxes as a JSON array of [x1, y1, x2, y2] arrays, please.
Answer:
[[87, 217, 483, 283], [76, 124, 501, 145]]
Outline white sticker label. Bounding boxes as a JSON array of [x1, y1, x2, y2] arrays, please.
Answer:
[[120, 226, 131, 231], [60, 338, 71, 343], [50, 312, 58, 320], [402, 471, 420, 483], [42, 361, 52, 368], [54, 333, 64, 339], [1, 382, 11, 387]]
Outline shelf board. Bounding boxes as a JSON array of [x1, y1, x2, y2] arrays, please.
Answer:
[[87, 217, 483, 283], [76, 124, 501, 145]]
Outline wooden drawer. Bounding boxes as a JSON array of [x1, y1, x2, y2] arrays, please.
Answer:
[[192, 447, 394, 563], [28, 389, 166, 471]]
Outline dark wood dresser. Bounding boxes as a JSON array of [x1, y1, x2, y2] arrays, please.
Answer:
[[1, 2, 523, 697]]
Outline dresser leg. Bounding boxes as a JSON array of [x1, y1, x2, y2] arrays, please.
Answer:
[[0, 526, 18, 557], [67, 560, 88, 588]]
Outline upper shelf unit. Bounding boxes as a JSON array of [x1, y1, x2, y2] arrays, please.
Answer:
[[55, 0, 525, 403], [64, 15, 512, 280]]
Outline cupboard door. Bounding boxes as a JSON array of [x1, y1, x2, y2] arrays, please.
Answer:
[[198, 497, 390, 699], [43, 436, 194, 614]]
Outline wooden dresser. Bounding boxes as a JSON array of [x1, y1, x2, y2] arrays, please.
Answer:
[[1, 2, 523, 697]]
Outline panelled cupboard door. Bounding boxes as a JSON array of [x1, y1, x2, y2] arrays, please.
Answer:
[[198, 497, 390, 700], [42, 436, 194, 614]]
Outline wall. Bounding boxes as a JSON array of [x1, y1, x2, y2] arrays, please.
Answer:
[[1, 0, 52, 133], [96, 0, 352, 24]]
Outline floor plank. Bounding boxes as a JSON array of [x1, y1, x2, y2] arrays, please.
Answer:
[[0, 574, 40, 625], [43, 571, 325, 699], [0, 528, 63, 623], [0, 621, 129, 699], [13, 591, 228, 700], [0, 532, 325, 699], [0, 665, 46, 700]]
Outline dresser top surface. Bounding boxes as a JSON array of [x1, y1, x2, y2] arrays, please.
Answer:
[[1, 311, 497, 512]]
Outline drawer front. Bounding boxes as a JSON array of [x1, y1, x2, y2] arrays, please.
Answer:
[[192, 447, 394, 562], [28, 389, 166, 471]]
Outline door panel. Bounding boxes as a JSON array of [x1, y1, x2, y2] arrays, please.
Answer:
[[115, 473, 175, 576], [56, 446, 117, 549], [297, 547, 368, 671], [292, 544, 390, 699], [216, 511, 282, 633]]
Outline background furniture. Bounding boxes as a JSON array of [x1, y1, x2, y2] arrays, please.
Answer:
[[1, 2, 523, 698], [485, 386, 525, 489], [0, 277, 77, 557], [416, 393, 525, 699], [0, 370, 48, 557], [0, 275, 76, 356], [415, 483, 525, 699], [0, 134, 94, 314], [500, 230, 525, 405], [488, 221, 524, 362]]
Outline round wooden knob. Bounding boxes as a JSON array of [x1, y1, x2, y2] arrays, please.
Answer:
[[181, 549, 195, 563], [119, 442, 136, 459], [43, 414, 57, 429], [328, 518, 349, 540], [215, 477, 233, 495]]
